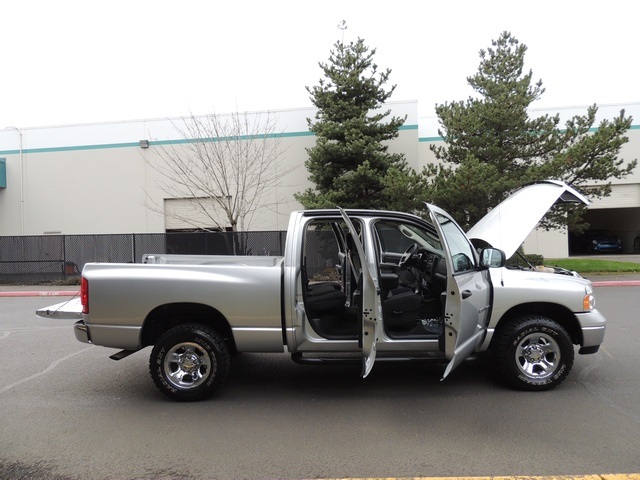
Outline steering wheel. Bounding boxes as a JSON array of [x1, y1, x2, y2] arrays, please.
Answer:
[[399, 243, 419, 268]]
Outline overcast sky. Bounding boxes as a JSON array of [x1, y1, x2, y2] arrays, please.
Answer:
[[1, 0, 638, 129]]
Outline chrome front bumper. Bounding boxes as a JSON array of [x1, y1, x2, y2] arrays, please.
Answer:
[[576, 309, 607, 351]]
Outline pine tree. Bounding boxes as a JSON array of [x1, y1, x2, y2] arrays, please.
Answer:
[[424, 31, 636, 231], [295, 36, 415, 211]]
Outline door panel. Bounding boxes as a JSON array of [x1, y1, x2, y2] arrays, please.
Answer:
[[338, 208, 382, 378], [426, 204, 492, 379], [441, 268, 492, 378]]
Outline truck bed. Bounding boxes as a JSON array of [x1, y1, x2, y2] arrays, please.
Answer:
[[142, 254, 283, 267]]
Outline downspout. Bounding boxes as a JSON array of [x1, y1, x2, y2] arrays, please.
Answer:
[[3, 126, 24, 234]]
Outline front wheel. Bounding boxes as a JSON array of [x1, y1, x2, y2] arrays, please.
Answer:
[[492, 315, 574, 391], [150, 323, 230, 401]]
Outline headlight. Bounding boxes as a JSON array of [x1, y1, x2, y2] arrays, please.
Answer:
[[583, 286, 595, 311]]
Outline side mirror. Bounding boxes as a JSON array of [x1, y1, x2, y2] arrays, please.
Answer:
[[479, 248, 506, 268]]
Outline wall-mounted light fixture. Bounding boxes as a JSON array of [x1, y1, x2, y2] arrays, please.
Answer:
[[139, 140, 150, 149]]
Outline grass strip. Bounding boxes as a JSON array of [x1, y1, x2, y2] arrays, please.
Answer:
[[546, 258, 640, 274]]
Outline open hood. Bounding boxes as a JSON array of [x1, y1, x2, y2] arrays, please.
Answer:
[[466, 180, 589, 258]]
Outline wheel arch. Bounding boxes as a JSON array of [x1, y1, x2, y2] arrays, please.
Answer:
[[140, 303, 237, 354], [491, 302, 583, 347]]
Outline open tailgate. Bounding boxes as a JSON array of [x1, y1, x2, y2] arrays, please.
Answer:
[[36, 297, 83, 320]]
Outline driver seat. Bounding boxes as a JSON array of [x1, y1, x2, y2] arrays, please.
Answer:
[[382, 271, 421, 330], [382, 247, 423, 330]]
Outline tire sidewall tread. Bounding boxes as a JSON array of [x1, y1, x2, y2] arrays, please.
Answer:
[[493, 314, 574, 391], [150, 323, 230, 401]]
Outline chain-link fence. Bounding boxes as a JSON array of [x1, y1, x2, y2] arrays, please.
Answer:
[[0, 231, 287, 284]]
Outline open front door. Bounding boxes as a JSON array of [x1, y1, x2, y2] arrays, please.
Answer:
[[426, 204, 493, 380], [338, 208, 382, 378]]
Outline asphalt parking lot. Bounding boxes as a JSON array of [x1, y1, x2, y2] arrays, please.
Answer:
[[1, 284, 640, 479]]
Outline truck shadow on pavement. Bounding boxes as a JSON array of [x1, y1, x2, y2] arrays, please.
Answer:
[[214, 352, 499, 402]]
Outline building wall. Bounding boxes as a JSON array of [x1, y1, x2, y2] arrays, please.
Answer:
[[0, 101, 419, 235], [1, 100, 639, 259]]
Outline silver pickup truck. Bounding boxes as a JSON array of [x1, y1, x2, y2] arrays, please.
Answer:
[[39, 181, 606, 401]]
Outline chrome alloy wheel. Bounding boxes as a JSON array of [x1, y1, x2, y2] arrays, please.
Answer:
[[515, 332, 561, 380], [163, 342, 213, 390]]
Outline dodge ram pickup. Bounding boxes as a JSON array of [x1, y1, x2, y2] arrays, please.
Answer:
[[38, 180, 606, 401]]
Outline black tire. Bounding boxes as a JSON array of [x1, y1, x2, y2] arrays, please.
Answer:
[[149, 323, 230, 401], [492, 315, 574, 391]]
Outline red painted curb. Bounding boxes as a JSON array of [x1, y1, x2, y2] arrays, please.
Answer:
[[0, 290, 79, 298], [592, 281, 640, 287]]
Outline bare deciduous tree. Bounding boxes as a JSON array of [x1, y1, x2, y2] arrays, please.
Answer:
[[146, 110, 285, 232]]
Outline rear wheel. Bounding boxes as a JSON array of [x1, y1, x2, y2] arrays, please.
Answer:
[[150, 323, 230, 401], [492, 315, 574, 391]]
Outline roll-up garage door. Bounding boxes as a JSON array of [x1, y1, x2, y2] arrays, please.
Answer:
[[164, 197, 230, 231]]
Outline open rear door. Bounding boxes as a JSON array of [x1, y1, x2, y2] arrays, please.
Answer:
[[426, 204, 493, 380], [338, 208, 382, 378]]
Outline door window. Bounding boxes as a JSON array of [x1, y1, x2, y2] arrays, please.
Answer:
[[435, 213, 477, 273], [303, 221, 343, 283], [374, 220, 442, 257]]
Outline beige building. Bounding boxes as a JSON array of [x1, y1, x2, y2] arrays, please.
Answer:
[[1, 100, 639, 258]]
